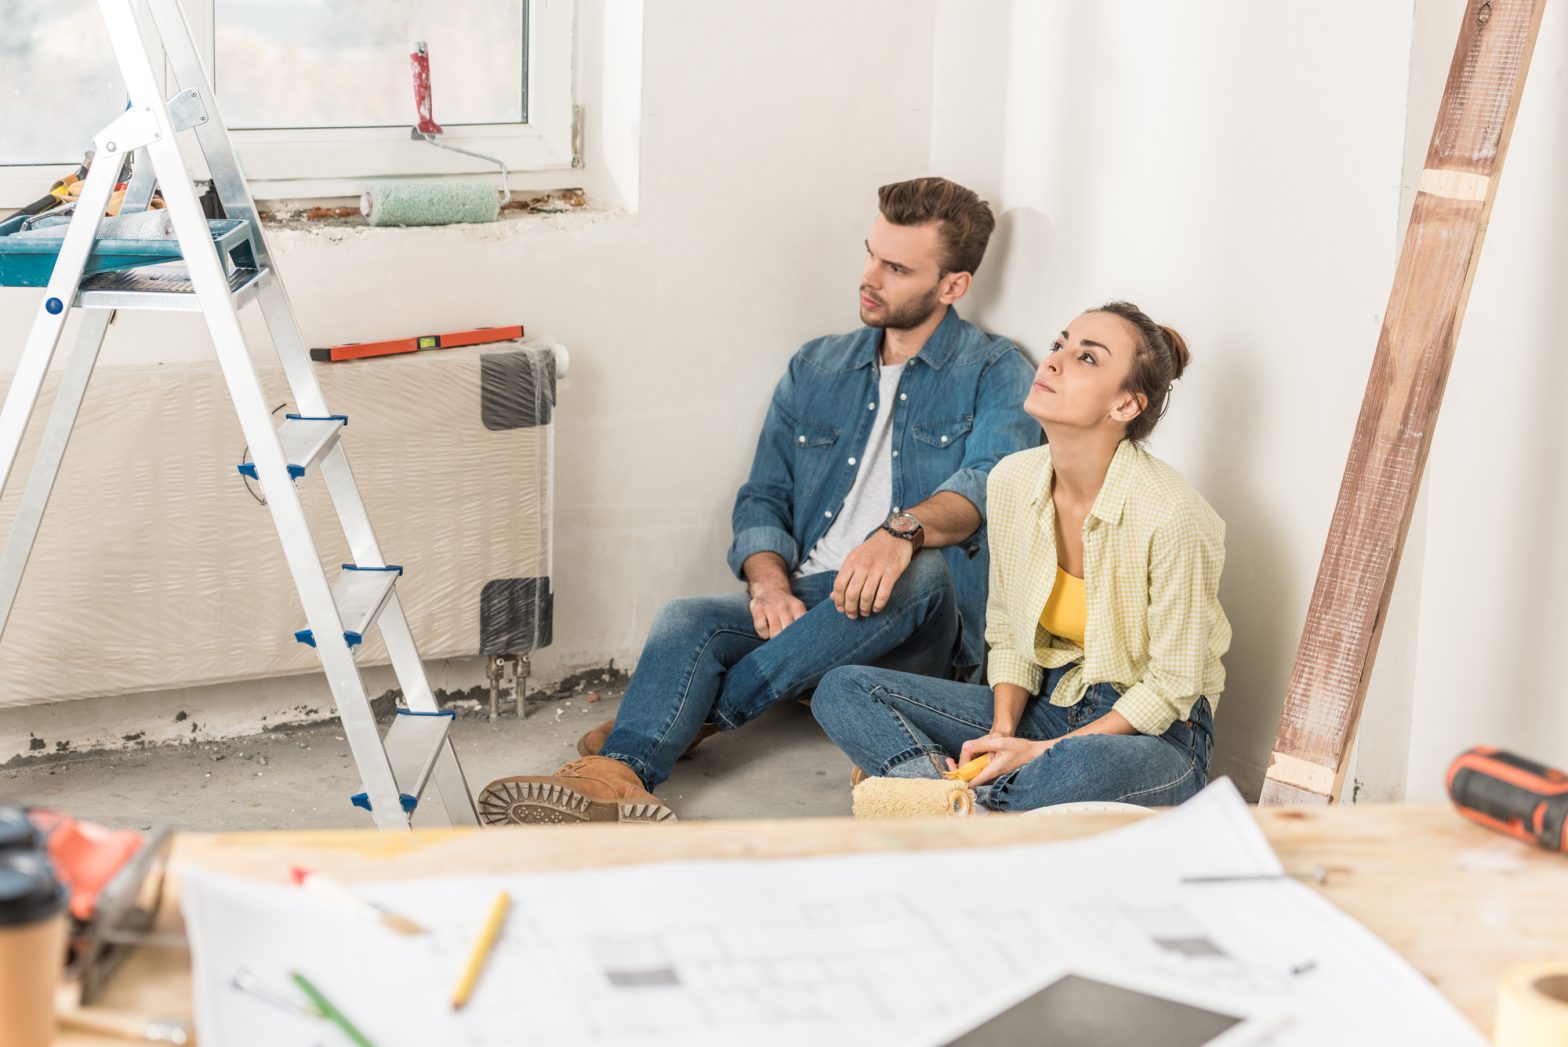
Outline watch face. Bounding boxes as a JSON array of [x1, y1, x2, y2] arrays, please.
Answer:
[[888, 513, 920, 535]]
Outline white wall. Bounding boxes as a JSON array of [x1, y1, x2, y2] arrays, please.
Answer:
[[1403, 0, 1568, 799], [930, 0, 1568, 801], [0, 0, 937, 752], [929, 0, 1418, 798], [8, 1, 1566, 796]]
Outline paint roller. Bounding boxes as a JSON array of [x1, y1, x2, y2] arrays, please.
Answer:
[[850, 755, 990, 819], [852, 778, 976, 819], [359, 43, 511, 227]]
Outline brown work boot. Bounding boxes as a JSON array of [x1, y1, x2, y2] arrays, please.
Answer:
[[851, 766, 868, 788], [576, 719, 720, 759], [477, 756, 676, 826], [576, 719, 616, 757]]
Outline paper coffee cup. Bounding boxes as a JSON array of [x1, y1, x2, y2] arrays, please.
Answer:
[[0, 849, 69, 1047]]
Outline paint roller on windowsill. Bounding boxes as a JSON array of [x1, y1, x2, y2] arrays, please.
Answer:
[[358, 42, 512, 228]]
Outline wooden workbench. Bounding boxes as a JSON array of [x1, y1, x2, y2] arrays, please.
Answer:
[[57, 804, 1566, 1043]]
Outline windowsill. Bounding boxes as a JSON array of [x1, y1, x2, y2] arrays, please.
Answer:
[[0, 189, 624, 260], [256, 187, 611, 241]]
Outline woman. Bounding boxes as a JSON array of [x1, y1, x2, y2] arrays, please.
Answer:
[[812, 301, 1230, 809]]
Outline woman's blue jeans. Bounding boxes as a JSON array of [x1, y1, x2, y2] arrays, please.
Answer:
[[600, 550, 960, 789], [812, 663, 1213, 810]]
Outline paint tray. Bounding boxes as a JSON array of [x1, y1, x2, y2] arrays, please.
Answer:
[[0, 214, 254, 288]]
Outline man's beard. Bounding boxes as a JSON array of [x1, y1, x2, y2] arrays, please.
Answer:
[[861, 285, 942, 331]]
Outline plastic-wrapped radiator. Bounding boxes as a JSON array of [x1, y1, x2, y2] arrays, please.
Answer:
[[0, 339, 555, 707]]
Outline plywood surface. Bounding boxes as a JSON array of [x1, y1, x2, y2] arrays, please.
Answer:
[[57, 804, 1567, 1042]]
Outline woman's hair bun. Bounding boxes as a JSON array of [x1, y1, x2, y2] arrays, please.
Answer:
[[1093, 300, 1190, 443], [1158, 324, 1190, 381]]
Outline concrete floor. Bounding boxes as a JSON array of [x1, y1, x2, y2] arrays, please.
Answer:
[[0, 691, 857, 831]]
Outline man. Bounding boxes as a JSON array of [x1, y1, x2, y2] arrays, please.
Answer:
[[478, 176, 1037, 824]]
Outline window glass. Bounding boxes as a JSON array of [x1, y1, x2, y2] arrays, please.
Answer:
[[215, 0, 526, 130], [1, 0, 127, 167]]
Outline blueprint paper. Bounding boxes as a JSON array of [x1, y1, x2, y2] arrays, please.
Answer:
[[180, 780, 1485, 1046]]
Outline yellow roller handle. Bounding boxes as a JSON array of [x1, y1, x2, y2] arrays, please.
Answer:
[[942, 754, 990, 783]]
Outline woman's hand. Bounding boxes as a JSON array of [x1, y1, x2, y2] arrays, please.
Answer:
[[950, 734, 1055, 786]]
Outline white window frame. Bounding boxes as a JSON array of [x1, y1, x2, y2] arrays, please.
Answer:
[[0, 0, 574, 206]]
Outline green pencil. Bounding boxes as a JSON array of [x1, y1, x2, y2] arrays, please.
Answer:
[[290, 970, 376, 1047]]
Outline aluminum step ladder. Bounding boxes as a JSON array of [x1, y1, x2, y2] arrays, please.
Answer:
[[0, 0, 479, 830]]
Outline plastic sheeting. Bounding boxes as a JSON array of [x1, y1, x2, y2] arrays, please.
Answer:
[[0, 339, 555, 708]]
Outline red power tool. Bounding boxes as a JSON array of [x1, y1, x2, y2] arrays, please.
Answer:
[[1446, 746, 1568, 853]]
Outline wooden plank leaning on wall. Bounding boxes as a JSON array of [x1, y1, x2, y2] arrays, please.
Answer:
[[1262, 0, 1547, 806]]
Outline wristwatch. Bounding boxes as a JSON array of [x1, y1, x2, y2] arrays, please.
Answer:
[[881, 511, 923, 543]]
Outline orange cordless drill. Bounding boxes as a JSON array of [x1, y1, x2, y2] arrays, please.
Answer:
[[1446, 746, 1568, 853]]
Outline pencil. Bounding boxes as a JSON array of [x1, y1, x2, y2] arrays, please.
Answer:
[[451, 891, 511, 1010], [291, 867, 426, 936], [290, 971, 376, 1047]]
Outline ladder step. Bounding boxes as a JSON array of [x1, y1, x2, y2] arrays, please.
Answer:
[[349, 708, 455, 814], [237, 414, 346, 481], [76, 263, 270, 311], [294, 564, 402, 649]]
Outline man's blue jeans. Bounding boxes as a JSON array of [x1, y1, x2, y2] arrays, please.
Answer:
[[812, 663, 1213, 809], [601, 551, 960, 789]]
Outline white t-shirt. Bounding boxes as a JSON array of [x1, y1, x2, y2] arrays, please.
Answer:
[[797, 361, 905, 576]]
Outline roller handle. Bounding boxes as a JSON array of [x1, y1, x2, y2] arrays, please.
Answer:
[[1446, 746, 1568, 853], [410, 41, 442, 135], [942, 754, 989, 783]]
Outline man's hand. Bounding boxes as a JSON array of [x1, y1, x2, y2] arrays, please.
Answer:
[[749, 586, 808, 639], [742, 552, 805, 639], [831, 530, 915, 619], [950, 734, 1056, 786]]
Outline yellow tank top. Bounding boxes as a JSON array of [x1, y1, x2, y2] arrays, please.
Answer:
[[1038, 564, 1087, 647]]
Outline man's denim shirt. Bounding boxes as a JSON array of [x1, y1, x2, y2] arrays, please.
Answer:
[[727, 307, 1039, 680]]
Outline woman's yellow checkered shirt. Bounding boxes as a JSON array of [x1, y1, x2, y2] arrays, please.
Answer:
[[983, 440, 1231, 736]]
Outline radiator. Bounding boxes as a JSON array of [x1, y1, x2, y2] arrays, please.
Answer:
[[0, 339, 555, 707]]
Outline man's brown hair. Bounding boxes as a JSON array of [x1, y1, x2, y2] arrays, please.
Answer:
[[876, 177, 996, 276]]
